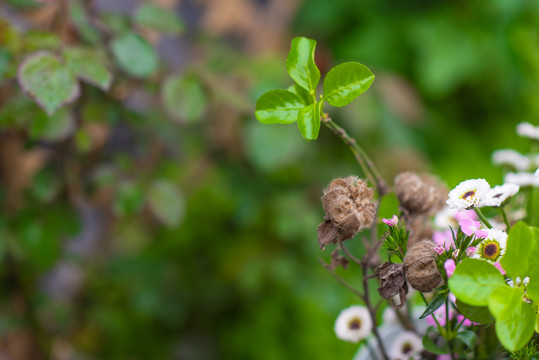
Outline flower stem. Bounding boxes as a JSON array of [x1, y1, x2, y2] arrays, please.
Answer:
[[321, 114, 387, 196], [446, 296, 457, 360], [474, 208, 493, 229], [499, 206, 510, 230]]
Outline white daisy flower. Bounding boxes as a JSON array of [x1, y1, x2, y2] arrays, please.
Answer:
[[472, 228, 508, 263], [388, 331, 423, 360], [446, 179, 490, 210], [517, 122, 539, 140], [504, 172, 539, 187], [492, 149, 530, 171], [334, 305, 372, 343], [478, 184, 520, 207]]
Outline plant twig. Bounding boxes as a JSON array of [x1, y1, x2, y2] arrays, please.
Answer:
[[321, 113, 387, 196], [338, 240, 362, 267], [318, 259, 364, 300]]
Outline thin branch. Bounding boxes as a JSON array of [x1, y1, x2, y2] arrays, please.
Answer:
[[338, 240, 362, 267], [318, 259, 364, 300]]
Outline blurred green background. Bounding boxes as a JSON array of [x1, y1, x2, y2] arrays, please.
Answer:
[[0, 0, 538, 358]]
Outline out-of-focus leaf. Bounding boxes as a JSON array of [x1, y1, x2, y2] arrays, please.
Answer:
[[297, 102, 320, 140], [63, 47, 112, 90], [29, 107, 75, 142], [134, 4, 184, 35], [501, 222, 539, 281], [422, 327, 450, 355], [162, 74, 207, 123], [23, 32, 61, 52], [18, 51, 80, 116], [101, 13, 130, 34], [75, 128, 92, 154], [455, 330, 476, 349], [148, 180, 184, 227], [286, 37, 320, 93], [255, 90, 304, 124], [110, 32, 158, 77], [113, 181, 145, 217], [69, 0, 100, 44], [323, 62, 375, 107], [455, 299, 493, 324]]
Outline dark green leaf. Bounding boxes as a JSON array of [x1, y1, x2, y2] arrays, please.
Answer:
[[286, 37, 320, 93], [29, 107, 74, 142], [323, 62, 375, 107], [455, 330, 476, 349], [18, 51, 80, 116], [134, 4, 184, 35], [419, 292, 447, 319], [110, 32, 158, 77], [255, 90, 304, 124], [448, 258, 505, 306], [162, 74, 207, 123], [488, 286, 535, 352], [422, 328, 450, 355], [297, 102, 320, 140], [113, 182, 145, 217], [455, 299, 493, 324], [63, 47, 112, 90]]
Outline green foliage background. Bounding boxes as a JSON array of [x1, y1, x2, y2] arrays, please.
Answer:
[[0, 0, 538, 359]]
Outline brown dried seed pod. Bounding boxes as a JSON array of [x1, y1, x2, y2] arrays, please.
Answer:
[[404, 240, 443, 292], [320, 176, 377, 240], [394, 172, 446, 215]]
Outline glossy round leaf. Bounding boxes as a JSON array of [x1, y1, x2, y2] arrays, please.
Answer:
[[501, 222, 539, 279], [18, 51, 80, 116], [323, 62, 374, 107], [297, 101, 320, 140], [448, 258, 505, 306], [111, 32, 158, 77], [255, 90, 304, 124]]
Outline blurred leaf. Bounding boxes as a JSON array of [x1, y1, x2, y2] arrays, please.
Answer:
[[297, 101, 320, 140], [113, 182, 145, 217], [29, 107, 75, 142], [455, 299, 493, 324], [0, 49, 10, 81], [63, 47, 112, 90], [455, 330, 477, 349], [18, 51, 80, 116], [255, 90, 304, 124], [148, 180, 184, 227], [69, 0, 100, 44], [134, 4, 184, 35], [488, 286, 535, 352], [323, 62, 374, 107], [286, 37, 320, 93], [162, 74, 207, 123], [422, 327, 450, 355], [23, 32, 61, 52], [101, 13, 130, 34], [110, 32, 158, 77], [448, 258, 505, 306], [75, 128, 92, 154]]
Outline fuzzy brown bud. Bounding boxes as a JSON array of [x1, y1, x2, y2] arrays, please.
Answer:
[[321, 176, 376, 238], [403, 240, 443, 292], [394, 172, 446, 216]]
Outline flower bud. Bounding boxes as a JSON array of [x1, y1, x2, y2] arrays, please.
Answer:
[[394, 172, 446, 215], [404, 240, 443, 292]]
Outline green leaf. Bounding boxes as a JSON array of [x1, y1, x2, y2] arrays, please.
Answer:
[[422, 327, 450, 355], [448, 258, 505, 306], [323, 62, 375, 107], [148, 180, 184, 228], [63, 47, 112, 90], [162, 74, 207, 123], [297, 102, 320, 140], [502, 222, 539, 279], [110, 32, 158, 77], [29, 107, 74, 142], [113, 182, 145, 217], [18, 51, 80, 116], [488, 286, 535, 352], [286, 37, 320, 93], [419, 292, 447, 319], [255, 90, 304, 124], [455, 299, 493, 324], [455, 330, 477, 349], [287, 84, 313, 105], [134, 4, 184, 35]]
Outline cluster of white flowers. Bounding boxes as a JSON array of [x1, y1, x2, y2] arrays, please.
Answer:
[[492, 149, 531, 171], [505, 172, 539, 187], [446, 179, 518, 210], [517, 122, 539, 140]]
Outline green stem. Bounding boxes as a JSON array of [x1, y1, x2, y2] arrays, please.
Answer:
[[321, 114, 387, 196], [446, 297, 457, 360], [499, 206, 510, 230], [474, 208, 493, 229]]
